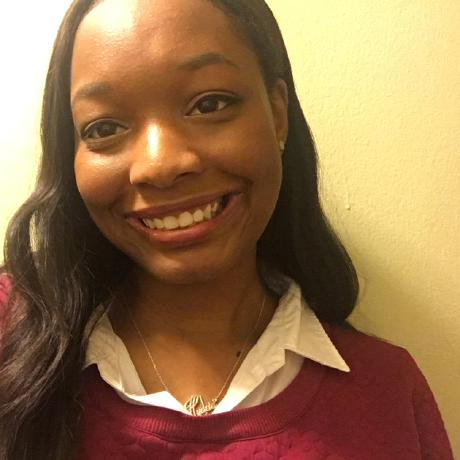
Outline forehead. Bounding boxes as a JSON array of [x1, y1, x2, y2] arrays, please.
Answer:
[[71, 0, 259, 91]]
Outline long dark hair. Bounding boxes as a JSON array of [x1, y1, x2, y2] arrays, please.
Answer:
[[0, 0, 358, 458]]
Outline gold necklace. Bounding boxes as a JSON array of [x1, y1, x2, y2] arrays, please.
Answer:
[[127, 293, 266, 416]]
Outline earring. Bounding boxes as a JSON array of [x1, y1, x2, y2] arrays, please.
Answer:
[[279, 140, 285, 152]]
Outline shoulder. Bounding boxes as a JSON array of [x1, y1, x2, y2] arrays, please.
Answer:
[[321, 322, 454, 454], [0, 273, 12, 298], [0, 273, 13, 305], [0, 273, 13, 329], [323, 321, 410, 359], [322, 322, 421, 390]]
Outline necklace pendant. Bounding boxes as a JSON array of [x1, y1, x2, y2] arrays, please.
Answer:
[[184, 395, 218, 416]]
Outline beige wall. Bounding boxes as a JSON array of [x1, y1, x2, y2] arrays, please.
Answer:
[[0, 0, 459, 453], [0, 2, 71, 242], [266, 0, 460, 451]]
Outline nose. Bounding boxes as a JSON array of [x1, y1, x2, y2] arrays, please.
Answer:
[[129, 123, 204, 188]]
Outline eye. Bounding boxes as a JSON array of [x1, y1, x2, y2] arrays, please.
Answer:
[[188, 94, 239, 116], [81, 120, 127, 140]]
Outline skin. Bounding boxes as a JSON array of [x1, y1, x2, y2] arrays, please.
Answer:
[[71, 0, 288, 402]]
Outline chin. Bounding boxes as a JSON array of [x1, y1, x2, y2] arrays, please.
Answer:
[[134, 255, 238, 286]]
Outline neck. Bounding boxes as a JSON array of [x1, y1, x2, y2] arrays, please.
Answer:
[[112, 258, 274, 343]]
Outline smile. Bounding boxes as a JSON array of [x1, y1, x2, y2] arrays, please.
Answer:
[[127, 192, 242, 249], [140, 195, 230, 231]]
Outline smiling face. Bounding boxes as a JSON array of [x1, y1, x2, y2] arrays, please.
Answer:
[[71, 0, 288, 285]]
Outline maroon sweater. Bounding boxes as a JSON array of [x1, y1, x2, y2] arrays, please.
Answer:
[[76, 324, 453, 459], [0, 277, 454, 459]]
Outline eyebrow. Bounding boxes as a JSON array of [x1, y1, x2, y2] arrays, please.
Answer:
[[71, 52, 239, 106], [71, 82, 112, 107], [176, 52, 239, 71]]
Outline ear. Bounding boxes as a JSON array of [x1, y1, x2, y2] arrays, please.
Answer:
[[268, 79, 289, 153]]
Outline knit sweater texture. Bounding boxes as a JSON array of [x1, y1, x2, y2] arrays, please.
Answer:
[[0, 276, 453, 459], [76, 323, 453, 459]]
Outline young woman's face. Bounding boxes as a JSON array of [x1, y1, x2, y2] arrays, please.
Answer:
[[71, 0, 288, 284]]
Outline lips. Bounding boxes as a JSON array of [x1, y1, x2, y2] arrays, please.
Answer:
[[126, 191, 236, 220], [126, 191, 243, 248], [140, 196, 225, 231]]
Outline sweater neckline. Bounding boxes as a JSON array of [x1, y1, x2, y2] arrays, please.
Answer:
[[81, 326, 334, 442]]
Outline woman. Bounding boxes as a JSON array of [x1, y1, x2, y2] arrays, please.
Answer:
[[0, 0, 453, 458]]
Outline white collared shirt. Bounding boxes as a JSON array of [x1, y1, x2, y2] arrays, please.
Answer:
[[85, 271, 350, 414]]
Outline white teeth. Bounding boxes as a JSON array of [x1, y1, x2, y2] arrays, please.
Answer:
[[141, 196, 225, 231], [143, 219, 155, 229], [163, 216, 179, 230], [154, 218, 164, 229], [178, 212, 194, 228], [203, 204, 212, 220], [193, 209, 204, 222]]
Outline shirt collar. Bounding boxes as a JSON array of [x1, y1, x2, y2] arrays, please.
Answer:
[[260, 265, 350, 373], [84, 268, 351, 377]]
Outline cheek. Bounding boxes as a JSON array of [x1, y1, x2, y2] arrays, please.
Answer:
[[211, 106, 282, 187], [240, 110, 283, 219], [74, 152, 126, 208], [209, 111, 282, 237], [74, 152, 132, 253]]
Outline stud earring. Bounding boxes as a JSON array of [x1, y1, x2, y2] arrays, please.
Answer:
[[279, 140, 285, 152]]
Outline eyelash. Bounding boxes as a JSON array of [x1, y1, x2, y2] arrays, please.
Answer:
[[188, 93, 240, 116], [81, 120, 126, 141], [80, 93, 240, 141]]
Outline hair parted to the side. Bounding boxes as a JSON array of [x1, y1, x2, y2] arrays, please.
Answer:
[[0, 0, 358, 458]]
